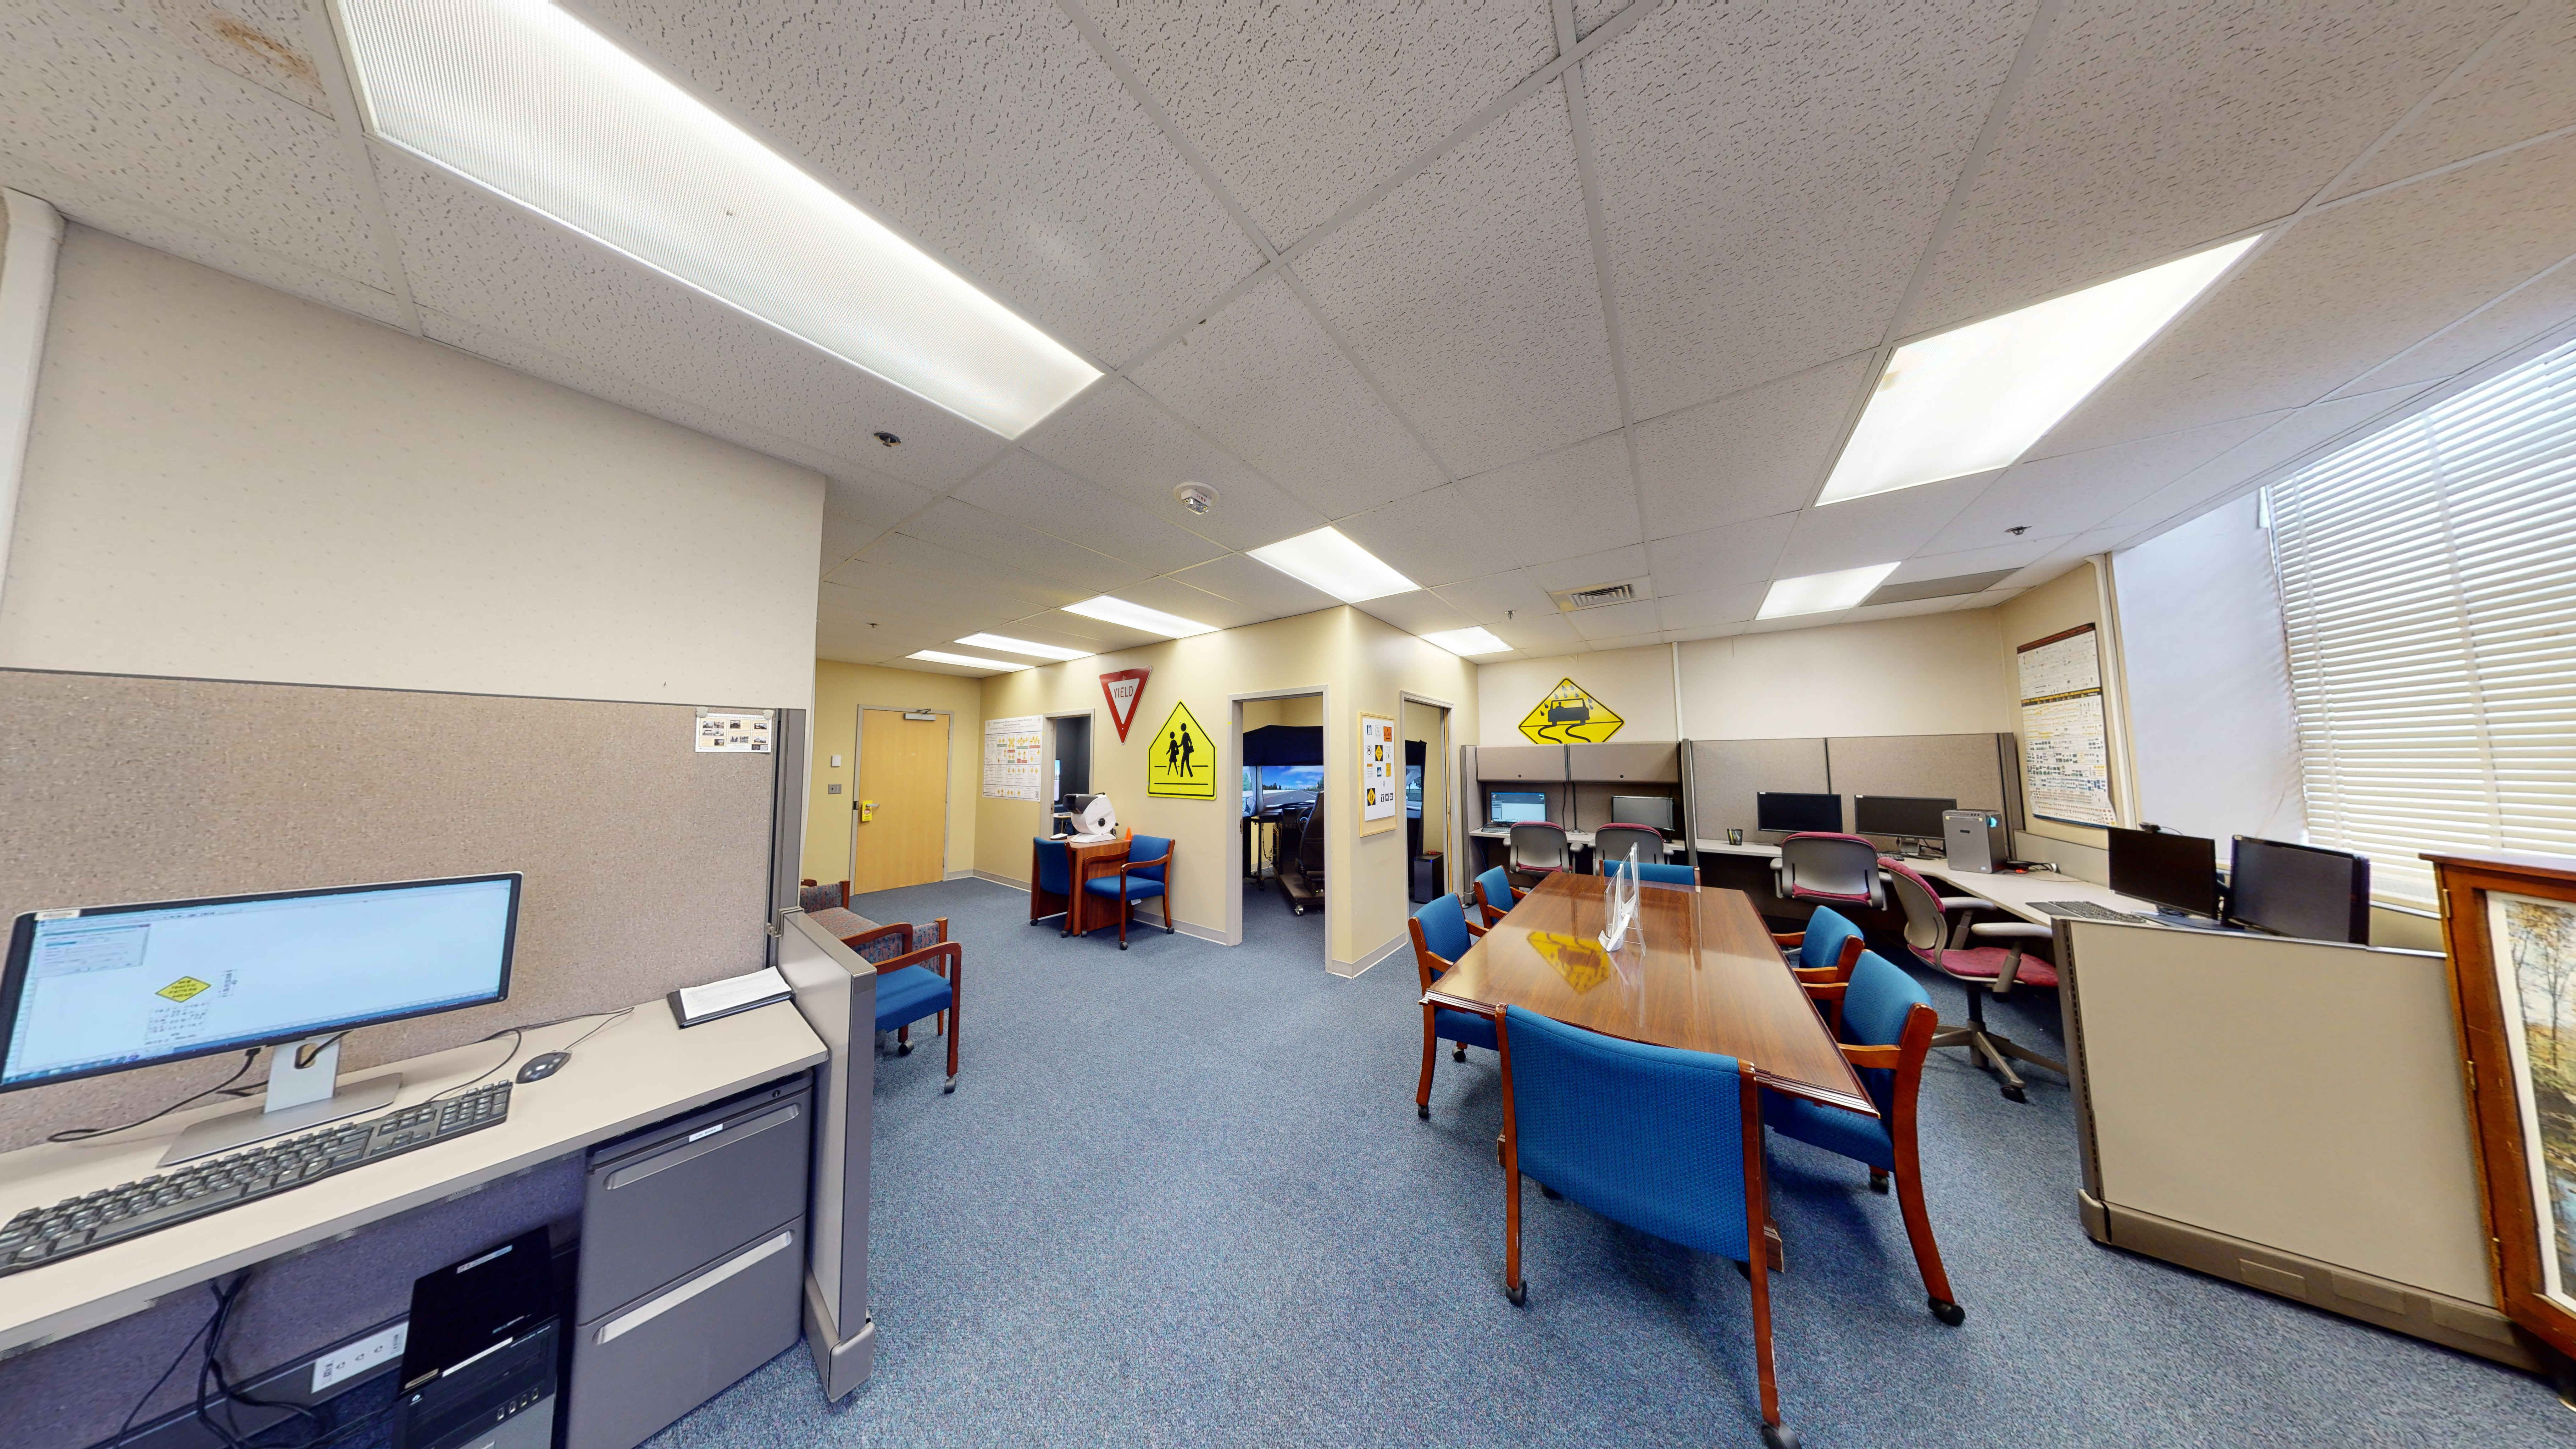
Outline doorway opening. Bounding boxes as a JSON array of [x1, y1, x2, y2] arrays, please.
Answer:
[[850, 707, 951, 895], [1044, 712, 1093, 833], [1233, 690, 1326, 964], [1402, 698, 1453, 912]]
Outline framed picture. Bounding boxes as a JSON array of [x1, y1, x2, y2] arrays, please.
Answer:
[[1358, 712, 1398, 836], [2431, 849, 2576, 1363]]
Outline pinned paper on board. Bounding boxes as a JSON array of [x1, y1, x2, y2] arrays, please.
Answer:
[[696, 708, 774, 753], [1359, 712, 1398, 833]]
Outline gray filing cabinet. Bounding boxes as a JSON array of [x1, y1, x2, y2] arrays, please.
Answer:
[[565, 1074, 811, 1449]]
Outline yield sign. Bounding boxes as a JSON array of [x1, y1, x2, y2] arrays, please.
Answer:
[[1100, 668, 1150, 742], [1516, 678, 1624, 744]]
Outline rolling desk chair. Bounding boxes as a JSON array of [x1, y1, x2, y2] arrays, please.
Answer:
[[1472, 864, 1525, 928], [1772, 832, 1885, 910], [1590, 823, 1666, 874], [1767, 948, 1963, 1327], [1506, 821, 1572, 888], [1881, 860, 2064, 1102], [1603, 859, 1696, 886], [1082, 834, 1174, 949], [1408, 894, 1498, 1120], [1495, 1006, 1798, 1449]]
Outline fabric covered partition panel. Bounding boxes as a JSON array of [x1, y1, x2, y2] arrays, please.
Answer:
[[0, 669, 778, 1153], [1688, 738, 1828, 842], [1824, 733, 2014, 828]]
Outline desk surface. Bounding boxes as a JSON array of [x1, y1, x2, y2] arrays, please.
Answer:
[[0, 996, 826, 1354], [1426, 873, 1872, 1116], [1918, 860, 2169, 924]]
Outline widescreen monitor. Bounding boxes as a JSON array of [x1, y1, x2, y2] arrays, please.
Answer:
[[1490, 791, 1548, 826], [2228, 837, 2370, 943], [2106, 827, 2220, 919], [1855, 795, 1957, 839], [1, 875, 519, 1092], [1756, 792, 1843, 835], [1605, 795, 1677, 834]]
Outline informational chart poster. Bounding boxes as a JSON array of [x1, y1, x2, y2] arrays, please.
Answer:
[[982, 714, 1043, 799], [2016, 625, 2116, 827], [1146, 701, 1216, 799], [1359, 712, 1399, 834], [695, 708, 773, 752]]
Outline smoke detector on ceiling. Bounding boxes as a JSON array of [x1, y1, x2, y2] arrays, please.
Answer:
[[1173, 481, 1218, 516]]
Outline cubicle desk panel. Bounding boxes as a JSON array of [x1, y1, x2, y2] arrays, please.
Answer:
[[2058, 919, 2529, 1367], [1564, 741, 1679, 782], [1689, 739, 1829, 846], [0, 997, 825, 1355]]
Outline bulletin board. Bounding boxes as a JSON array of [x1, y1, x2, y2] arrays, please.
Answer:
[[2017, 624, 2118, 828], [1359, 712, 1399, 835]]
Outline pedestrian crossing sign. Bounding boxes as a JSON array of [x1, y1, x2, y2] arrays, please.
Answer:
[[1146, 700, 1217, 799]]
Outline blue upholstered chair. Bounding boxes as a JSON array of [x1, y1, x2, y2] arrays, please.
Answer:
[[1604, 859, 1697, 887], [1408, 894, 1498, 1120], [1082, 834, 1174, 949], [1496, 1006, 1797, 1448], [1770, 906, 1867, 1032], [1763, 949, 1961, 1326], [833, 917, 960, 1095], [1472, 864, 1524, 927], [1030, 837, 1074, 934]]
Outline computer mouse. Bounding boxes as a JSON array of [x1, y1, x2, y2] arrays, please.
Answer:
[[516, 1051, 571, 1083]]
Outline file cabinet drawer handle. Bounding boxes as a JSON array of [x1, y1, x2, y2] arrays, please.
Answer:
[[598, 1230, 794, 1345]]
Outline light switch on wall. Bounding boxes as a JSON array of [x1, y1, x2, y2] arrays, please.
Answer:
[[830, 754, 843, 767]]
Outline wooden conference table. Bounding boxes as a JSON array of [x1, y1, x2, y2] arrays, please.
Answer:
[[1425, 872, 1874, 1117]]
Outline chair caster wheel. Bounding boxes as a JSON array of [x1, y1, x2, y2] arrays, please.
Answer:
[[1418, 1104, 1430, 1120], [1505, 1281, 1527, 1307], [1293, 905, 1306, 916], [1452, 1046, 1466, 1062], [1119, 941, 1129, 950], [1541, 1185, 1561, 1199], [1929, 1296, 1965, 1326], [2001, 1084, 2027, 1103], [897, 1042, 913, 1056], [1869, 1170, 1891, 1194], [943, 1078, 957, 1095], [1760, 1423, 1801, 1449]]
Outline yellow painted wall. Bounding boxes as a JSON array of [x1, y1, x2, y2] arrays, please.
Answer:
[[975, 607, 1475, 973], [804, 661, 983, 886]]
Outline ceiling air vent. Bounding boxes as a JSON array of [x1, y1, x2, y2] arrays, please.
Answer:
[[1550, 580, 1641, 612]]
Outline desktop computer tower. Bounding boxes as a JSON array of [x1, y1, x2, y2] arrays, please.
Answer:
[[394, 1228, 560, 1449], [1943, 810, 2009, 874]]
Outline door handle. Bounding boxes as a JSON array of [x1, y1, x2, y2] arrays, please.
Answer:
[[859, 800, 877, 822]]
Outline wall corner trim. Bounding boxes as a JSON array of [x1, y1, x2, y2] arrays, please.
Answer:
[[0, 188, 64, 623]]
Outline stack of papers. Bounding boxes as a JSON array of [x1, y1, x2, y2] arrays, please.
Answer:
[[669, 966, 791, 1028]]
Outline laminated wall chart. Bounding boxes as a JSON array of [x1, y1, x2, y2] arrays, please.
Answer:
[[982, 714, 1043, 800], [2017, 625, 2118, 827]]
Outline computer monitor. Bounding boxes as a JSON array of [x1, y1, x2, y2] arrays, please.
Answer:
[[1756, 792, 1842, 835], [2, 874, 519, 1159], [1606, 795, 1676, 834], [2106, 827, 2220, 919], [1854, 795, 1956, 840], [1406, 764, 1424, 819], [1490, 791, 1548, 826], [2228, 837, 2370, 943]]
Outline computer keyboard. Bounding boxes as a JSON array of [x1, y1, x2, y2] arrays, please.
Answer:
[[2031, 899, 2138, 921], [0, 1081, 510, 1278]]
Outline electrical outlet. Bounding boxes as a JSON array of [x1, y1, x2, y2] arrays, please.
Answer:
[[312, 1321, 407, 1393], [828, 783, 842, 795]]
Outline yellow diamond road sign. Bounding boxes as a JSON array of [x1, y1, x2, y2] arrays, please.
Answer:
[[158, 976, 211, 1003], [1517, 678, 1623, 744], [1146, 700, 1217, 799]]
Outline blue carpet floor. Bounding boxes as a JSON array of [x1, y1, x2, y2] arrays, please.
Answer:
[[644, 878, 2570, 1447]]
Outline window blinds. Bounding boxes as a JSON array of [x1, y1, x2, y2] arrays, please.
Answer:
[[2268, 335, 2576, 905]]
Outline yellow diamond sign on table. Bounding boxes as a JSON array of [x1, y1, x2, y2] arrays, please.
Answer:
[[1517, 678, 1623, 744], [1526, 932, 1612, 993], [1146, 700, 1217, 799], [158, 976, 212, 1003]]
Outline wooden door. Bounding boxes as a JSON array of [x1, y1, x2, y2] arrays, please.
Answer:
[[852, 709, 947, 894]]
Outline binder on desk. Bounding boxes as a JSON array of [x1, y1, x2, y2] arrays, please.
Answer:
[[669, 967, 792, 1028]]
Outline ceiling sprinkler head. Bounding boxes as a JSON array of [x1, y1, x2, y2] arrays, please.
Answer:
[[874, 431, 902, 448], [1173, 481, 1218, 516], [2005, 525, 2029, 535]]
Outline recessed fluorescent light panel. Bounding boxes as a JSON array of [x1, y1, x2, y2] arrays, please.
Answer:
[[1419, 626, 1511, 657], [1818, 236, 2260, 505], [1061, 596, 1218, 638], [335, 0, 1099, 438], [955, 633, 1091, 662], [1757, 563, 1901, 620], [908, 650, 1028, 672], [1246, 527, 1418, 603]]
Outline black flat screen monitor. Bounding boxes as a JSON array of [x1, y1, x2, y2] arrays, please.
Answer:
[[1854, 795, 1956, 839], [1490, 791, 1548, 826], [1756, 792, 1843, 835], [2228, 837, 2370, 943], [1605, 796, 1676, 834], [2107, 827, 2220, 919]]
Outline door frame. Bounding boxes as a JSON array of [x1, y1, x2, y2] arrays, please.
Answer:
[[1227, 685, 1330, 954], [1400, 692, 1455, 904], [850, 705, 952, 892]]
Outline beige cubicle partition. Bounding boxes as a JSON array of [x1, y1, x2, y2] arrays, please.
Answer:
[[1689, 738, 1829, 844], [1824, 733, 2020, 829], [2060, 918, 2532, 1367]]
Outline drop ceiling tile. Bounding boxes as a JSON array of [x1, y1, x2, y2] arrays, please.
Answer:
[[1885, 536, 2063, 584], [1013, 607, 1169, 653], [1019, 380, 1327, 551], [1084, 0, 1557, 245], [23, 180, 402, 327], [2330, 0, 2576, 199], [821, 512, 883, 572], [1632, 353, 1875, 539], [956, 450, 1229, 576], [1904, 0, 2516, 336], [1657, 582, 1768, 632], [91, 0, 335, 113], [1570, 0, 1627, 42], [575, 0, 1250, 364], [1747, 610, 1850, 634], [1644, 512, 1798, 595], [1332, 485, 1517, 590], [379, 153, 1011, 491], [1927, 414, 2282, 552], [1771, 474, 1992, 576], [955, 624, 1105, 660], [1843, 597, 1970, 624], [1663, 622, 1751, 643], [1581, 630, 1664, 652], [1430, 569, 1558, 625], [821, 468, 936, 537], [1293, 93, 1620, 477], [1457, 433, 1642, 568], [1129, 274, 1446, 519], [1487, 610, 1585, 654], [1166, 552, 1343, 620], [2329, 253, 2576, 397], [896, 499, 1151, 595], [1354, 591, 1474, 636], [1112, 575, 1267, 631], [1568, 598, 1658, 640], [2028, 133, 2576, 456], [0, 0, 388, 285], [1527, 543, 1648, 593], [838, 536, 1083, 613], [1584, 0, 2031, 418], [2114, 384, 2435, 531]]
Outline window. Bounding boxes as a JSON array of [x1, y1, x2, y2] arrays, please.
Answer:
[[2268, 335, 2576, 904]]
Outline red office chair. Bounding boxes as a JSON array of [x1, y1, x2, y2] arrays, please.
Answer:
[[1881, 859, 2064, 1102], [1772, 832, 1885, 910], [1506, 821, 1572, 888]]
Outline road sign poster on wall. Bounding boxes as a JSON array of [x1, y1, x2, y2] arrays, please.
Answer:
[[1146, 701, 1217, 799], [1516, 679, 1623, 744]]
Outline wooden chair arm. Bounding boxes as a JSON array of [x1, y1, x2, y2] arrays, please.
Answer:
[[1771, 930, 1805, 948], [1122, 848, 1174, 872], [1839, 1043, 1901, 1069], [1790, 964, 1843, 983], [1800, 981, 1850, 1004], [872, 940, 961, 978], [1464, 920, 1487, 938]]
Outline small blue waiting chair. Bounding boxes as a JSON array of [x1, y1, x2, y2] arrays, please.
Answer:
[[1030, 837, 1074, 935], [1082, 834, 1174, 949], [1472, 864, 1524, 927], [1604, 859, 1697, 887], [834, 917, 961, 1095], [1497, 1006, 1797, 1448], [1770, 906, 1867, 1031], [1408, 893, 1498, 1120], [1763, 949, 1962, 1326]]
